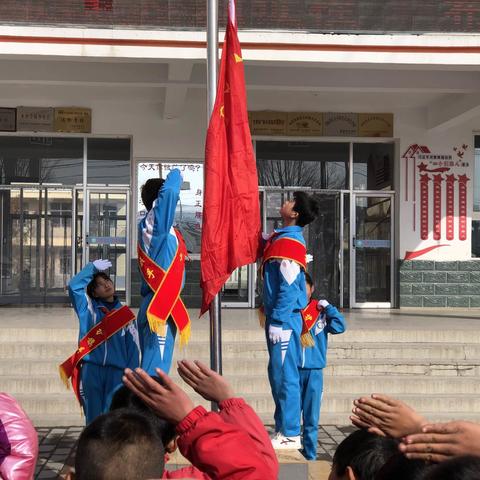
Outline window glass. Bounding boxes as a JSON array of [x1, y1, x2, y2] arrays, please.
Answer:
[[256, 141, 348, 189], [136, 161, 203, 254], [353, 143, 393, 190], [0, 136, 83, 185], [87, 138, 130, 185], [472, 137, 480, 257]]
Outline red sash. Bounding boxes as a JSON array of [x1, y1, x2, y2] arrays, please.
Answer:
[[137, 228, 191, 347], [301, 299, 320, 335], [59, 305, 135, 404], [300, 299, 321, 348], [261, 234, 307, 274]]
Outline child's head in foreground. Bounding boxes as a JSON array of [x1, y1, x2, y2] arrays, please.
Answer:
[[328, 428, 398, 480], [67, 408, 165, 480]]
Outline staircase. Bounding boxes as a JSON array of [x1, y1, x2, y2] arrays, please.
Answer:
[[1, 308, 480, 426]]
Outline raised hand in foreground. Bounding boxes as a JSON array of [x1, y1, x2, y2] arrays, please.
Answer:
[[123, 367, 194, 424], [177, 359, 234, 403], [400, 420, 480, 463], [350, 393, 427, 438]]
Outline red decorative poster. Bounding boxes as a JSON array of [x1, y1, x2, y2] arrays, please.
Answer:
[[433, 174, 443, 240], [420, 174, 431, 241], [445, 174, 456, 241], [458, 174, 470, 241], [84, 0, 113, 11]]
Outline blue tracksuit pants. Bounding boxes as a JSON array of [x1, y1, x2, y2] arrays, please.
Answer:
[[80, 363, 125, 424], [299, 368, 324, 460], [266, 319, 302, 437]]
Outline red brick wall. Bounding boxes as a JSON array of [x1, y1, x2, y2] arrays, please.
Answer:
[[0, 1, 479, 33]]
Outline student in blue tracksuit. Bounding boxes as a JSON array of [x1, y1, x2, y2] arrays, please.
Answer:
[[262, 191, 319, 450], [68, 259, 140, 423], [137, 168, 183, 375], [299, 272, 346, 460]]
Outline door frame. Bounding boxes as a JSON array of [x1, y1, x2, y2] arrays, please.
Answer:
[[75, 186, 132, 305], [350, 191, 395, 308]]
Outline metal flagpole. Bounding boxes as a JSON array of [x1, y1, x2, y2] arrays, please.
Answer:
[[206, 0, 222, 383]]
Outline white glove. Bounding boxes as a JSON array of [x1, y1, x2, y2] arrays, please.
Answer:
[[93, 259, 112, 271], [306, 254, 314, 264], [318, 299, 329, 309], [268, 325, 283, 344]]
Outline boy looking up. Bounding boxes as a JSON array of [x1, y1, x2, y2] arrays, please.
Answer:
[[137, 168, 191, 375], [261, 191, 319, 449]]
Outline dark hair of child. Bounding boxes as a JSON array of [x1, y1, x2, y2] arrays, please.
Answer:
[[292, 191, 320, 227], [305, 271, 313, 288], [332, 429, 399, 480], [141, 178, 165, 211], [422, 455, 480, 480], [110, 383, 176, 447], [75, 408, 165, 480], [86, 272, 112, 299], [375, 452, 434, 480]]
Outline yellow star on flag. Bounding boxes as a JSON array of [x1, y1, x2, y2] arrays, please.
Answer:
[[234, 53, 243, 63], [305, 314, 312, 321], [220, 106, 225, 117]]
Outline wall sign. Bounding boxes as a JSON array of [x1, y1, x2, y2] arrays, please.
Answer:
[[249, 111, 393, 137], [54, 107, 92, 133], [17, 106, 54, 132], [0, 108, 16, 132]]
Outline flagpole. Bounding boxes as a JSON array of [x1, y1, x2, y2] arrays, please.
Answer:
[[206, 0, 223, 381]]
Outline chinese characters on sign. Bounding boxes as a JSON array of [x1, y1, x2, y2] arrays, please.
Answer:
[[137, 162, 204, 254]]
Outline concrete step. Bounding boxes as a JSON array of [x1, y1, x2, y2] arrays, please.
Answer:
[[1, 357, 480, 379], [4, 326, 480, 345], [5, 373, 480, 396], [4, 340, 480, 362]]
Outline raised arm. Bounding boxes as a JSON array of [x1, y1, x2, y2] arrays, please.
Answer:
[[323, 303, 347, 334], [152, 168, 182, 237]]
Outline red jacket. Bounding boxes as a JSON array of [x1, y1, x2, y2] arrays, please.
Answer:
[[163, 398, 278, 480]]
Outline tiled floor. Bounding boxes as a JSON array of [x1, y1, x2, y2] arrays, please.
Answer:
[[35, 424, 355, 479]]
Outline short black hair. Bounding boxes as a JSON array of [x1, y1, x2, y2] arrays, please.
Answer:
[[110, 383, 176, 446], [305, 271, 313, 288], [75, 409, 165, 480], [86, 272, 112, 299], [141, 178, 165, 211], [376, 453, 434, 480], [423, 456, 480, 480], [332, 429, 398, 480], [292, 191, 319, 227]]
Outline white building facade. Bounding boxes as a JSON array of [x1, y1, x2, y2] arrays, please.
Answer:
[[1, 2, 480, 309]]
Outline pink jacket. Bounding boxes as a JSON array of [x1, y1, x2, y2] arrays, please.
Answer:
[[0, 393, 38, 480]]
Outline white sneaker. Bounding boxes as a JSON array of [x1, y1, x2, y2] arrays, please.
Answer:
[[271, 432, 302, 450]]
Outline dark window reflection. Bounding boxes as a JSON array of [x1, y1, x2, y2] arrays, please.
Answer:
[[87, 138, 130, 185], [256, 141, 348, 189], [353, 143, 393, 190], [0, 137, 83, 185]]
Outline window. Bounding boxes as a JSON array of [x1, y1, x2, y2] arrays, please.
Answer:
[[87, 138, 130, 185], [256, 141, 349, 189], [472, 136, 480, 257], [136, 161, 204, 254]]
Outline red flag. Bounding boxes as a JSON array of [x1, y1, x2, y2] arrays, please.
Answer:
[[200, 0, 261, 315]]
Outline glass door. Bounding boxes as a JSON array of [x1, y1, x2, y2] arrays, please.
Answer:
[[351, 194, 393, 308], [0, 186, 73, 304], [75, 188, 130, 303]]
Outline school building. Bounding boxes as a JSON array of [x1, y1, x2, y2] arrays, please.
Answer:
[[1, 1, 480, 310]]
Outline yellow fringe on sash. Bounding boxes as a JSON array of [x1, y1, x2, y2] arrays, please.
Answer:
[[300, 331, 315, 348], [58, 365, 70, 390], [179, 323, 191, 348], [147, 312, 167, 337], [258, 308, 266, 329]]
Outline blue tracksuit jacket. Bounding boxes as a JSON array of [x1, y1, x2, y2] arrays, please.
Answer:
[[137, 168, 183, 375], [68, 262, 140, 423], [299, 303, 346, 460], [263, 225, 307, 437]]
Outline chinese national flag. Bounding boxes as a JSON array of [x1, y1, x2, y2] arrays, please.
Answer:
[[200, 0, 261, 315]]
